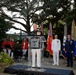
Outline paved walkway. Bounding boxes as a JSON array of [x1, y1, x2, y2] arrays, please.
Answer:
[[0, 57, 76, 75]]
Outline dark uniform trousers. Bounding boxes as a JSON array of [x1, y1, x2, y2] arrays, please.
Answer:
[[66, 52, 73, 67], [65, 39, 74, 67]]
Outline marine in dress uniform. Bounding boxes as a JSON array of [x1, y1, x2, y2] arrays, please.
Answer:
[[6, 38, 14, 58], [31, 23, 43, 68], [9, 38, 14, 50], [2, 38, 7, 53], [21, 38, 28, 59], [64, 35, 74, 67], [9, 38, 14, 58], [52, 35, 61, 65]]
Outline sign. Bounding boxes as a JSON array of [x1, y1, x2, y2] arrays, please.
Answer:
[[30, 36, 41, 49]]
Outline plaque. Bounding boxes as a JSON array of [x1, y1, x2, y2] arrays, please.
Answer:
[[30, 36, 41, 49]]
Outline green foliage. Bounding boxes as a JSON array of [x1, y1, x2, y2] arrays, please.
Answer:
[[0, 0, 76, 36], [0, 16, 12, 39], [0, 52, 14, 64], [0, 0, 42, 34], [36, 0, 75, 35], [44, 28, 48, 35]]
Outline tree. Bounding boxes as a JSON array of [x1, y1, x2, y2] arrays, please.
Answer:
[[0, 0, 76, 36], [36, 0, 75, 35], [0, 16, 12, 39], [0, 0, 43, 35]]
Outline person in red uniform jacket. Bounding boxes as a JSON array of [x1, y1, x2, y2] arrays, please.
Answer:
[[2, 38, 7, 53], [21, 38, 28, 60], [6, 38, 14, 58], [9, 38, 14, 50]]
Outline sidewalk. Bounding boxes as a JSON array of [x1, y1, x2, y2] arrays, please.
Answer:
[[0, 57, 76, 75]]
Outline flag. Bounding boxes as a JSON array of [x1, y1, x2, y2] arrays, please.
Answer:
[[46, 23, 53, 55], [71, 20, 75, 40], [62, 23, 67, 59], [71, 20, 76, 56]]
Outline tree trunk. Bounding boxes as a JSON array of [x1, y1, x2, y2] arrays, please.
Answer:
[[26, 15, 31, 35]]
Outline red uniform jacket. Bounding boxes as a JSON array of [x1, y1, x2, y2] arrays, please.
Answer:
[[21, 41, 28, 50], [8, 41, 14, 50], [2, 41, 7, 48]]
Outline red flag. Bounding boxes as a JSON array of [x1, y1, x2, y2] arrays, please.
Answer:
[[46, 23, 53, 55]]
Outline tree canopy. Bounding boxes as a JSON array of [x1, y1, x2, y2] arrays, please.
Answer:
[[0, 0, 43, 34], [0, 16, 12, 39], [0, 0, 76, 36]]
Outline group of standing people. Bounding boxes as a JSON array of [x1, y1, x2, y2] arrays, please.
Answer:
[[1, 23, 75, 69], [29, 23, 75, 68], [1, 23, 42, 69], [52, 34, 74, 67], [29, 23, 74, 68], [1, 37, 28, 60], [2, 38, 14, 58]]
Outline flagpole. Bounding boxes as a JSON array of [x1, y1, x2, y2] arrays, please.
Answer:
[[71, 20, 76, 56], [71, 20, 75, 40], [46, 22, 53, 62], [62, 22, 67, 59], [49, 22, 53, 63]]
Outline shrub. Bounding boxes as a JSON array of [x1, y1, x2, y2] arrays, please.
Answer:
[[0, 52, 14, 64]]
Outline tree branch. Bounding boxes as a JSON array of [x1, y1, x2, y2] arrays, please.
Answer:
[[2, 11, 28, 30], [13, 16, 27, 22], [12, 26, 27, 33]]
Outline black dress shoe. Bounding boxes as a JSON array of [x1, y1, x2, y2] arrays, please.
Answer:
[[32, 67, 35, 68], [66, 65, 70, 67], [37, 67, 41, 69], [71, 66, 73, 67]]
